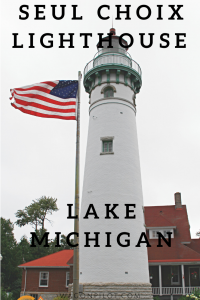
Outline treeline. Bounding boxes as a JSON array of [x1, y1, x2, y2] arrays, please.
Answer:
[[1, 196, 72, 300], [1, 217, 73, 299]]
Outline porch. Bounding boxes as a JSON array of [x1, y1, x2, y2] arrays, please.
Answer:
[[149, 264, 200, 297], [152, 286, 200, 296]]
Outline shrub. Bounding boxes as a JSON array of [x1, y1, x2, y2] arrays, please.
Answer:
[[1, 288, 14, 300], [53, 296, 69, 300], [153, 296, 161, 300], [178, 289, 200, 300]]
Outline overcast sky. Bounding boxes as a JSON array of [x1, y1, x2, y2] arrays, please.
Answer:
[[1, 0, 200, 243]]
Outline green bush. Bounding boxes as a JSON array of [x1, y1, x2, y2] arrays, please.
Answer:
[[1, 288, 14, 300], [153, 296, 161, 300], [178, 296, 187, 300], [53, 296, 69, 300], [178, 289, 200, 300]]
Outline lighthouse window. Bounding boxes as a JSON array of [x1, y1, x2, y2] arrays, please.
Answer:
[[104, 87, 114, 98], [103, 140, 113, 153], [100, 137, 114, 155]]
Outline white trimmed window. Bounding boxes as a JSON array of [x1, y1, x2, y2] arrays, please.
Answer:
[[171, 266, 180, 285], [152, 231, 159, 238], [39, 272, 49, 287], [149, 229, 174, 239], [66, 272, 70, 287], [100, 137, 114, 155], [104, 87, 114, 97], [164, 230, 172, 238], [103, 140, 113, 153], [101, 85, 116, 97]]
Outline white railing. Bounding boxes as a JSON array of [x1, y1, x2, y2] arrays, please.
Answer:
[[94, 48, 132, 59], [152, 287, 161, 295], [93, 53, 132, 69], [84, 54, 142, 78], [152, 287, 200, 295], [185, 287, 200, 294]]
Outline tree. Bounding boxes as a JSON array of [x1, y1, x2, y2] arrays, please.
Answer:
[[15, 201, 41, 230], [48, 234, 75, 254], [1, 288, 14, 300], [38, 196, 59, 229], [1, 216, 71, 300], [1, 218, 22, 298], [15, 196, 58, 230], [29, 228, 53, 260], [17, 235, 33, 263]]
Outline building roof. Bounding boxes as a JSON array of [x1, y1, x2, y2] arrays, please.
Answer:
[[146, 214, 176, 228], [18, 250, 73, 268], [145, 205, 191, 241], [186, 239, 200, 254], [67, 255, 73, 265], [145, 205, 200, 262]]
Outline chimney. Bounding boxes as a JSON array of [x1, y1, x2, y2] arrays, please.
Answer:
[[174, 192, 182, 209]]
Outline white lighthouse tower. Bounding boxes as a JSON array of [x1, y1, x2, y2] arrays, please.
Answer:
[[79, 28, 153, 299]]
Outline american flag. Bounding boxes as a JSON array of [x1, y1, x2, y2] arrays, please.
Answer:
[[10, 80, 78, 120]]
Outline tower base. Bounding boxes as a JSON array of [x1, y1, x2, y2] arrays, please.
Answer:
[[69, 282, 153, 300]]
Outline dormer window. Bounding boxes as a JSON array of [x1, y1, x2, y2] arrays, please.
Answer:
[[104, 87, 114, 98], [152, 231, 159, 238], [164, 230, 172, 238], [149, 228, 174, 239]]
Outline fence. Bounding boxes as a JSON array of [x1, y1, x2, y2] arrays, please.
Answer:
[[152, 286, 200, 295]]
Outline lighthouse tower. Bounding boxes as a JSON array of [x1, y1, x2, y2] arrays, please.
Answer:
[[79, 29, 153, 299]]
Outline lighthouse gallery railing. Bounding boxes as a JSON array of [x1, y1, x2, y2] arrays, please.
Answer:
[[84, 53, 142, 78], [93, 48, 132, 59]]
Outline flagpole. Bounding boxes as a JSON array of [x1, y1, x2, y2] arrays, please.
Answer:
[[73, 71, 81, 300]]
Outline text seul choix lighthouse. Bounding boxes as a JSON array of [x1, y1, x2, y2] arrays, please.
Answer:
[[79, 28, 153, 300]]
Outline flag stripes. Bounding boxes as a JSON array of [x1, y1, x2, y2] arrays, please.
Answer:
[[13, 81, 58, 91], [11, 103, 76, 120], [13, 92, 76, 106], [14, 99, 75, 113], [10, 80, 78, 120]]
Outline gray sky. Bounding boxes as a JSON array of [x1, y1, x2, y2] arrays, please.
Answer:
[[1, 0, 200, 242]]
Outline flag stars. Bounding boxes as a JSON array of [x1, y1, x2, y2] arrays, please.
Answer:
[[50, 80, 78, 99]]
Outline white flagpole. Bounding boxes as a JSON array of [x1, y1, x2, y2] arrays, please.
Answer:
[[73, 71, 81, 300]]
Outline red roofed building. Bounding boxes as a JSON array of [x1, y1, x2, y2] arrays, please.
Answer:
[[145, 193, 200, 298], [18, 250, 73, 300], [19, 193, 200, 300]]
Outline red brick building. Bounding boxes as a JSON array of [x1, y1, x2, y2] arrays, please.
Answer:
[[19, 250, 73, 300], [145, 193, 200, 298], [19, 193, 200, 300]]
